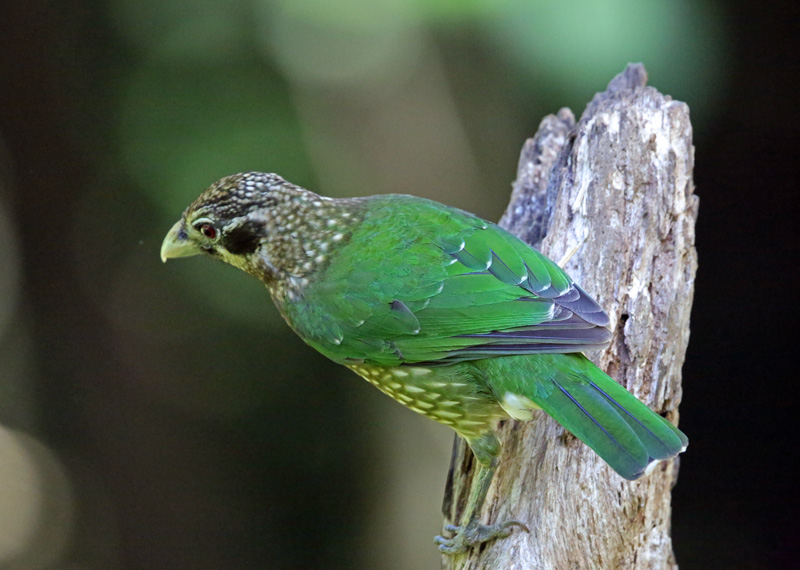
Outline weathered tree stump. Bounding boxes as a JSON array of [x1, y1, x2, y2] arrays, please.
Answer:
[[442, 63, 698, 569]]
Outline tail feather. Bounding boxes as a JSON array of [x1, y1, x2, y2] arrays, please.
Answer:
[[585, 378, 688, 460], [548, 376, 649, 479], [490, 353, 687, 480]]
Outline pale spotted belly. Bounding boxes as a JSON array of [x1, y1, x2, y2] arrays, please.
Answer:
[[347, 363, 505, 439]]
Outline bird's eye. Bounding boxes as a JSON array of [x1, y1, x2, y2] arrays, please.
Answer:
[[193, 218, 219, 241], [199, 223, 217, 239]]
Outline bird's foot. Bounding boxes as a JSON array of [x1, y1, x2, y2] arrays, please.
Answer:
[[434, 518, 529, 554]]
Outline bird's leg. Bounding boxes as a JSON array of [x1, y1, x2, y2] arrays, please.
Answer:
[[435, 433, 529, 554]]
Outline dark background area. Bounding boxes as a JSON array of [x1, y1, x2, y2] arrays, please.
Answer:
[[0, 0, 796, 569]]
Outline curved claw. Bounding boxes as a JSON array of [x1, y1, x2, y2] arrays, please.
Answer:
[[434, 518, 528, 554]]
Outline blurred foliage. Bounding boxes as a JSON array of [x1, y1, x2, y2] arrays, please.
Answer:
[[117, 63, 309, 217], [486, 0, 728, 118]]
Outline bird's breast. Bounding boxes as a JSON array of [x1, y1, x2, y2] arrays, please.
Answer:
[[347, 363, 505, 438]]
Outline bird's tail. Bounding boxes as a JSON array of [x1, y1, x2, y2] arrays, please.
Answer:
[[486, 353, 688, 480]]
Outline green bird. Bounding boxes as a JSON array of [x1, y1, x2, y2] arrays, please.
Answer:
[[161, 172, 687, 554]]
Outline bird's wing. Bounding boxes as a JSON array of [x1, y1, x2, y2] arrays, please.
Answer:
[[291, 197, 611, 366]]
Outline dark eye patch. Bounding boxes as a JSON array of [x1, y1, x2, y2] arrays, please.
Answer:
[[223, 220, 267, 255]]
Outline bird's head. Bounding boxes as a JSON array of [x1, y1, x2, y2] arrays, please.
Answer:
[[161, 172, 358, 291], [160, 172, 294, 278]]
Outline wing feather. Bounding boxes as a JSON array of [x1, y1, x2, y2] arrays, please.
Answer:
[[290, 195, 611, 366]]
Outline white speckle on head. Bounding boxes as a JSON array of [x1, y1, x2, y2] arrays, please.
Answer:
[[500, 392, 539, 421], [332, 233, 344, 242]]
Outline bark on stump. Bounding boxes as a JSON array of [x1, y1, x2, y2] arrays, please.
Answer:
[[442, 63, 698, 570]]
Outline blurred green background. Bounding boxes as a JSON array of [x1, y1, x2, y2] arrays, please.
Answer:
[[0, 0, 795, 568]]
